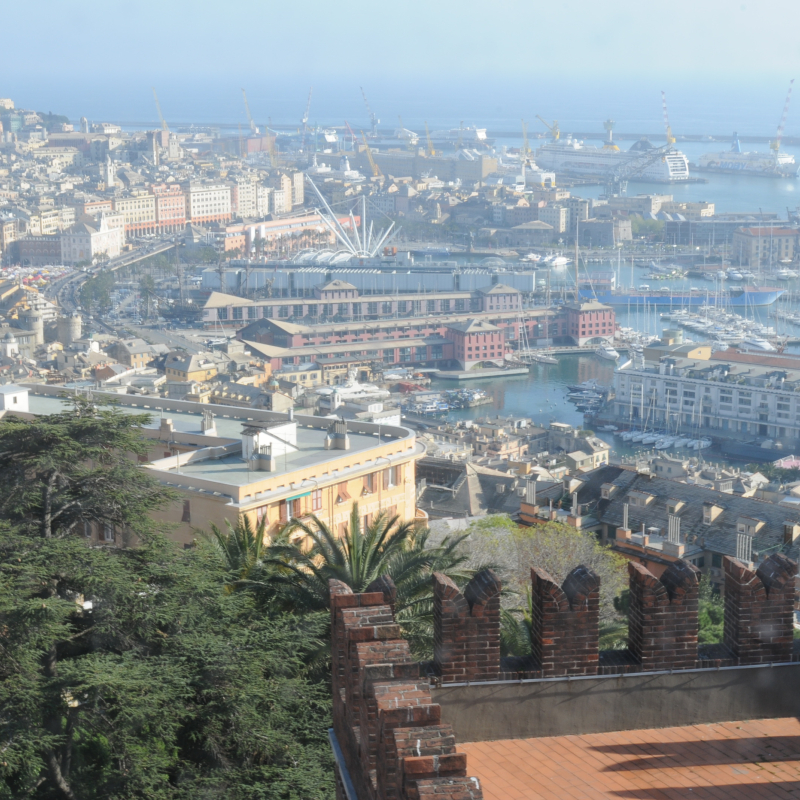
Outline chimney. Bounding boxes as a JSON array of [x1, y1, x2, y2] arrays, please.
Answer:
[[664, 513, 685, 557], [253, 443, 277, 472], [736, 531, 753, 564], [324, 417, 351, 450], [160, 418, 174, 438], [201, 409, 216, 436]]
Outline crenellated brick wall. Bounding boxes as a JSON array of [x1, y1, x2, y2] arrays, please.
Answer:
[[530, 564, 601, 676], [330, 576, 486, 800], [723, 553, 796, 665], [331, 554, 798, 799], [433, 569, 502, 684], [628, 559, 700, 671]]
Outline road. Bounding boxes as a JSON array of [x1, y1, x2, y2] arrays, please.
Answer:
[[45, 240, 177, 314]]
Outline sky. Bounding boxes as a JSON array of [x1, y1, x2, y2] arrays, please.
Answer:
[[2, 0, 800, 134]]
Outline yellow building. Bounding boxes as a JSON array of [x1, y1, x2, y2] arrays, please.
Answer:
[[164, 353, 219, 382], [20, 386, 424, 547], [731, 227, 798, 266]]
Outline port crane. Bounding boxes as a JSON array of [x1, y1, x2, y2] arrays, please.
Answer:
[[398, 115, 415, 150], [536, 115, 559, 141], [344, 120, 358, 151], [241, 88, 259, 135], [771, 79, 795, 153], [361, 131, 382, 177], [604, 145, 673, 197], [424, 121, 436, 157], [266, 116, 279, 167], [661, 91, 676, 145], [152, 88, 168, 132], [360, 87, 379, 137], [299, 87, 313, 153]]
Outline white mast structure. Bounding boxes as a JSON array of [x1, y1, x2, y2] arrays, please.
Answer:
[[305, 175, 399, 258]]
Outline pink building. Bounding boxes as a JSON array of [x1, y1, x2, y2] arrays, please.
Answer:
[[563, 301, 615, 346], [445, 319, 507, 370]]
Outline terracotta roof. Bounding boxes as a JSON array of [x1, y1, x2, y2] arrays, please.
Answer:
[[459, 717, 800, 800]]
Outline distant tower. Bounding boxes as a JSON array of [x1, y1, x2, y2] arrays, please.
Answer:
[[603, 119, 615, 146], [1, 331, 18, 358], [57, 313, 82, 345], [21, 312, 44, 345], [103, 155, 116, 189], [80, 116, 89, 134]]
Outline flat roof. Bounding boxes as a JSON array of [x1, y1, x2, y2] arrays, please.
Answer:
[[460, 717, 800, 800], [165, 424, 391, 487], [25, 393, 248, 440]]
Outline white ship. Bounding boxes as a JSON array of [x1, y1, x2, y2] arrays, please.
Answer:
[[535, 136, 690, 182], [698, 133, 798, 178], [429, 126, 490, 145]]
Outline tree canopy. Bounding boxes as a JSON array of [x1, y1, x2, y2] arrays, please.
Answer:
[[0, 402, 334, 799]]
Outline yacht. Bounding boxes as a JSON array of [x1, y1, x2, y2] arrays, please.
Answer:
[[726, 270, 744, 281], [620, 430, 637, 441], [655, 436, 675, 450], [595, 344, 620, 361], [642, 432, 661, 445], [740, 337, 777, 352], [673, 437, 690, 448], [631, 431, 647, 443], [530, 352, 558, 364]]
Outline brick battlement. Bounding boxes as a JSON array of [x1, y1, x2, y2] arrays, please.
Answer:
[[330, 554, 798, 799], [330, 575, 486, 800]]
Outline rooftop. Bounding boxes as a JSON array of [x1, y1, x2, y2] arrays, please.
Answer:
[[460, 718, 800, 800]]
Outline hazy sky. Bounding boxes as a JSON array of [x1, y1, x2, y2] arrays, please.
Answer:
[[2, 0, 799, 132]]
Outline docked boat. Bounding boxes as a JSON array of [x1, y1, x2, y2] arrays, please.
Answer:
[[599, 424, 618, 432], [642, 433, 661, 445], [655, 436, 675, 450], [740, 337, 777, 352], [697, 132, 798, 178], [631, 431, 647, 443], [620, 430, 637, 441], [530, 352, 558, 364], [595, 344, 620, 361], [535, 136, 690, 182], [568, 379, 607, 393]]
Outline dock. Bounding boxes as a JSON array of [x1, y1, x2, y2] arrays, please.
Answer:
[[435, 367, 530, 382]]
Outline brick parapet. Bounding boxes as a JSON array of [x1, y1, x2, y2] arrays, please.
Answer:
[[531, 564, 601, 676], [627, 560, 700, 671], [433, 570, 501, 683], [723, 553, 796, 665], [329, 578, 485, 800]]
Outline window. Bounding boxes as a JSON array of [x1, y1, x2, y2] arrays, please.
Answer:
[[336, 482, 351, 503], [363, 472, 375, 494], [84, 521, 92, 538], [279, 500, 289, 522], [312, 489, 322, 511], [182, 500, 191, 523], [712, 553, 722, 568], [103, 524, 114, 542]]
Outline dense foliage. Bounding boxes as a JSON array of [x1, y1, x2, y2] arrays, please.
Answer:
[[79, 271, 116, 311], [0, 402, 334, 799]]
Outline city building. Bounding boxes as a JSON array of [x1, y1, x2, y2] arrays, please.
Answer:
[[184, 182, 232, 224], [446, 319, 507, 370], [561, 300, 615, 345], [114, 192, 158, 237], [164, 352, 219, 382], [731, 226, 798, 266], [60, 216, 124, 264], [152, 183, 186, 233], [7, 385, 424, 546], [613, 347, 800, 451]]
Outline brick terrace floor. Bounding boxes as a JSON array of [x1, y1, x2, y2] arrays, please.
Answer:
[[459, 717, 800, 799]]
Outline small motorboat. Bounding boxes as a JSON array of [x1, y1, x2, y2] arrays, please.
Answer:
[[595, 344, 620, 361]]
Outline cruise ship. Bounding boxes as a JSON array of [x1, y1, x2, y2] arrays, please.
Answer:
[[697, 133, 798, 178], [535, 137, 690, 182], [428, 126, 491, 146], [579, 286, 784, 308]]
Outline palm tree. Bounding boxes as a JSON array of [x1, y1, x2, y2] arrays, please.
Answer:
[[203, 514, 292, 598], [273, 503, 475, 627]]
